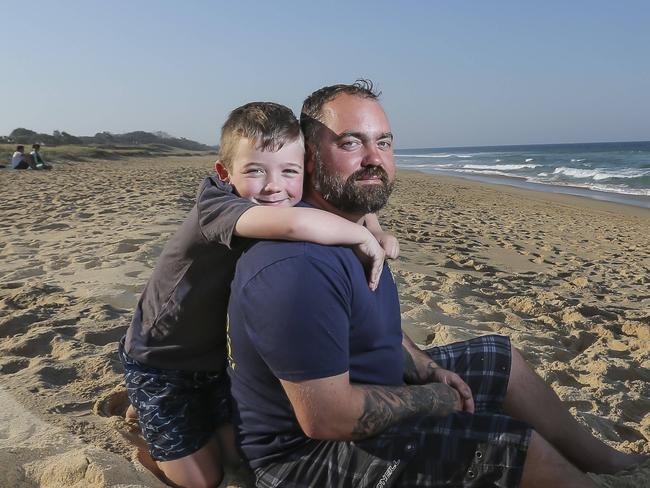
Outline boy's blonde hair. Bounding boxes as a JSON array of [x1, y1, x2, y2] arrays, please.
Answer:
[[218, 102, 303, 170]]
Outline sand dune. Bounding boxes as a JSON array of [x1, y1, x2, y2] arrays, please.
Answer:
[[0, 159, 648, 487]]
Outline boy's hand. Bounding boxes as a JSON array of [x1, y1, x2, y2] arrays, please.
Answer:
[[353, 234, 385, 291], [376, 232, 400, 260]]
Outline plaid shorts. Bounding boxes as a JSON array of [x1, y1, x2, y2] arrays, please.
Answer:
[[118, 338, 232, 461], [255, 335, 531, 488]]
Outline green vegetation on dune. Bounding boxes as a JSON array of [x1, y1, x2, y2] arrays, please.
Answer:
[[1, 128, 216, 152], [1, 142, 216, 164]]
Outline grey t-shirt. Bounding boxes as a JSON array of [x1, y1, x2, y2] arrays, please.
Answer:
[[124, 176, 255, 371]]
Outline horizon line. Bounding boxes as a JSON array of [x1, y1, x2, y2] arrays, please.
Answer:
[[395, 139, 650, 152]]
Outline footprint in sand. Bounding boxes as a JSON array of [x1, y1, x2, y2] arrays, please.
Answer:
[[0, 281, 24, 290], [47, 400, 95, 415], [112, 239, 148, 255], [0, 312, 39, 338], [35, 365, 79, 386], [0, 357, 30, 375], [613, 424, 646, 443], [3, 331, 55, 358], [78, 325, 128, 347], [33, 223, 71, 231]]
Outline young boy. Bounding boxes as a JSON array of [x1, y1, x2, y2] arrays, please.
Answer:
[[119, 102, 397, 487]]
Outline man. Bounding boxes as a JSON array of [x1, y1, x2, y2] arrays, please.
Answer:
[[11, 145, 29, 169], [227, 81, 645, 487]]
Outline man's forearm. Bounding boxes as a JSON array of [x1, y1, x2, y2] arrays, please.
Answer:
[[350, 382, 459, 439], [402, 333, 439, 384], [282, 371, 460, 442]]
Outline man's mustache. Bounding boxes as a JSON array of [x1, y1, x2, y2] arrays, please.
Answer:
[[349, 166, 390, 184]]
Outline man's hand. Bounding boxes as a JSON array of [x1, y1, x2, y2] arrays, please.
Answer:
[[353, 234, 385, 291], [429, 367, 475, 413], [376, 232, 400, 260]]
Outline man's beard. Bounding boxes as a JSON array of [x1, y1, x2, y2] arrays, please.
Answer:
[[312, 153, 394, 214]]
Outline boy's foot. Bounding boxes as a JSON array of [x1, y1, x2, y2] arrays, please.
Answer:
[[125, 404, 138, 421]]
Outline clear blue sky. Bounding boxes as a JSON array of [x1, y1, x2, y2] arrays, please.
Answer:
[[2, 1, 648, 148]]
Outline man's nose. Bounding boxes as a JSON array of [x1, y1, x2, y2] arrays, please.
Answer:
[[361, 144, 383, 167]]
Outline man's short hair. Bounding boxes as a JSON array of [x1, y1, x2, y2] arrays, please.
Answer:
[[32, 143, 40, 149], [218, 102, 302, 171], [16, 145, 24, 151], [300, 79, 381, 146]]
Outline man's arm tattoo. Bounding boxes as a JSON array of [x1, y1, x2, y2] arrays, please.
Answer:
[[402, 346, 439, 384], [351, 383, 458, 439], [402, 347, 419, 382]]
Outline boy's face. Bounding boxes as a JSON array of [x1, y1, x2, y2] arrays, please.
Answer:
[[216, 138, 304, 207]]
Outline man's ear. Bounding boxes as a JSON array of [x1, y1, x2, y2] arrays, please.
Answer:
[[214, 161, 231, 182], [304, 142, 316, 175]]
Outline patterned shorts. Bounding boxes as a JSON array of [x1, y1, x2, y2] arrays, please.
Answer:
[[118, 338, 232, 461], [255, 335, 531, 488]]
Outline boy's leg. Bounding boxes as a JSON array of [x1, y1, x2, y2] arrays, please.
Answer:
[[157, 435, 223, 488], [119, 338, 229, 487], [505, 346, 647, 474], [216, 423, 242, 467]]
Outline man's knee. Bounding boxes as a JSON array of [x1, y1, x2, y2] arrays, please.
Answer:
[[504, 344, 528, 398], [509, 344, 527, 377]]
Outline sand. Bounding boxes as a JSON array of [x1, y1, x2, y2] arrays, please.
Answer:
[[0, 158, 648, 487]]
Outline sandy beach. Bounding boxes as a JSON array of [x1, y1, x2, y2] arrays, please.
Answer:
[[0, 157, 648, 487]]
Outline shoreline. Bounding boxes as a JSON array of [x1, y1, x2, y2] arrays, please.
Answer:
[[396, 169, 650, 219], [398, 166, 650, 210]]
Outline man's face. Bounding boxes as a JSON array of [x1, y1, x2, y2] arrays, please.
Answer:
[[310, 94, 396, 215], [216, 137, 304, 207]]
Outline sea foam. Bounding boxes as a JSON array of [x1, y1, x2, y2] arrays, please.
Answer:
[[463, 163, 540, 171], [553, 167, 649, 180]]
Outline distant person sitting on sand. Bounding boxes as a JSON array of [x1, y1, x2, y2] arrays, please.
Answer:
[[30, 143, 52, 170], [11, 145, 29, 169], [119, 102, 395, 487]]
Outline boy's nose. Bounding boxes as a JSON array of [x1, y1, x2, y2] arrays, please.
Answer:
[[262, 179, 282, 193]]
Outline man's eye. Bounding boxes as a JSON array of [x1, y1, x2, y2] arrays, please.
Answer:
[[341, 140, 360, 149], [378, 140, 392, 149]]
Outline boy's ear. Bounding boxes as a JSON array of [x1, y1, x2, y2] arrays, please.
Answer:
[[214, 161, 231, 182]]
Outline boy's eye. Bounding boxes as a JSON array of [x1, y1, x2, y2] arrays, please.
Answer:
[[244, 168, 264, 175]]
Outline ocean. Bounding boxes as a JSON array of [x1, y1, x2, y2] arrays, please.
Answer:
[[395, 141, 650, 208]]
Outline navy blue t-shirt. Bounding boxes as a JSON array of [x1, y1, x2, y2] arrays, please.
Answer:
[[227, 233, 404, 469]]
